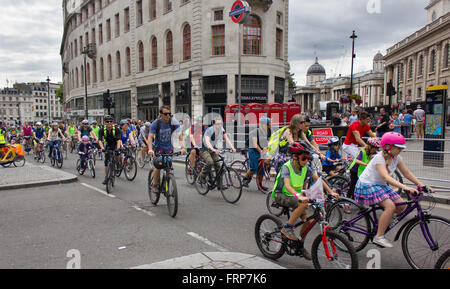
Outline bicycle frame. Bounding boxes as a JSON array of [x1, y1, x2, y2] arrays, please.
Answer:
[[340, 195, 439, 250]]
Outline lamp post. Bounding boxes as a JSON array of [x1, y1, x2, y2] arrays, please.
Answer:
[[46, 76, 51, 124], [349, 30, 357, 112], [81, 46, 89, 120]]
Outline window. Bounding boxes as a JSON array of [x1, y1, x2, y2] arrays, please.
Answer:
[[152, 37, 158, 68], [276, 12, 282, 25], [99, 24, 103, 45], [85, 31, 89, 47], [100, 57, 105, 82], [243, 15, 262, 55], [276, 29, 283, 59], [126, 47, 131, 75], [149, 0, 157, 20], [116, 51, 121, 78], [166, 31, 173, 65], [81, 65, 84, 86], [214, 10, 223, 21], [80, 36, 83, 54], [165, 0, 172, 13], [93, 60, 97, 83], [74, 39, 78, 57], [106, 19, 111, 41], [115, 13, 120, 37], [138, 41, 145, 72], [107, 54, 112, 80], [136, 1, 143, 26], [418, 54, 424, 75], [183, 24, 191, 61], [212, 25, 225, 56], [91, 27, 96, 44], [444, 44, 450, 68], [124, 8, 130, 32], [408, 59, 413, 79], [430, 49, 436, 73], [87, 62, 91, 85]]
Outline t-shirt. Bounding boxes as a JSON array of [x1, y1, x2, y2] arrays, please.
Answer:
[[139, 126, 151, 141], [414, 109, 425, 122], [349, 115, 358, 125], [344, 121, 371, 145], [189, 125, 204, 147], [99, 127, 121, 150], [34, 127, 45, 139], [150, 118, 180, 151], [203, 126, 226, 149], [322, 149, 341, 167], [22, 126, 33, 136], [78, 126, 92, 137], [393, 119, 401, 133], [358, 151, 403, 185], [403, 113, 413, 124], [249, 127, 269, 150], [378, 113, 390, 133]]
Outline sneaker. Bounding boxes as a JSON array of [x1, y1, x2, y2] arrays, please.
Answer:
[[242, 177, 251, 188], [281, 225, 298, 241], [373, 236, 394, 248], [300, 248, 312, 261], [102, 178, 108, 185]]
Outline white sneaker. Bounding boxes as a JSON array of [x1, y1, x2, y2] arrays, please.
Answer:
[[373, 236, 394, 248]]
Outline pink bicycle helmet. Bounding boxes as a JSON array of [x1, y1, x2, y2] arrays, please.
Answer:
[[380, 132, 406, 150], [367, 137, 381, 148], [81, 136, 90, 142]]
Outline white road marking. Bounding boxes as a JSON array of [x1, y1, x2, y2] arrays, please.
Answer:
[[80, 182, 115, 198], [187, 232, 228, 252], [132, 205, 155, 217]]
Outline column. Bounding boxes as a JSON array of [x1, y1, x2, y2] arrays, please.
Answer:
[[130, 84, 137, 119], [268, 75, 275, 103]]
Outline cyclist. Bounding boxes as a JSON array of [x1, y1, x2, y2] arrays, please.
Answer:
[[302, 117, 326, 160], [119, 119, 136, 155], [8, 125, 20, 142], [77, 135, 95, 171], [198, 116, 236, 185], [32, 122, 46, 158], [347, 137, 381, 199], [58, 121, 68, 137], [99, 115, 122, 185], [138, 121, 152, 161], [78, 119, 97, 142], [67, 121, 78, 150], [47, 122, 66, 158], [273, 142, 338, 259], [321, 136, 345, 177], [242, 116, 271, 189], [91, 120, 101, 152], [148, 106, 186, 194], [43, 122, 50, 135], [0, 125, 6, 148], [22, 122, 33, 149], [342, 111, 376, 159], [354, 132, 434, 248], [187, 116, 205, 173]]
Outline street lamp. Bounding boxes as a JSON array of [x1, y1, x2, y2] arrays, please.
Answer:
[[46, 76, 50, 124], [81, 46, 89, 120], [349, 30, 358, 112]]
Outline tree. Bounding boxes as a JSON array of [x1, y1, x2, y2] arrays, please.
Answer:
[[55, 84, 64, 104], [287, 62, 297, 89]]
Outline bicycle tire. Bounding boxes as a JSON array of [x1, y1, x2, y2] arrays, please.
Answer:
[[76, 159, 85, 175], [230, 160, 247, 176], [311, 231, 359, 269], [327, 176, 350, 197], [435, 249, 450, 269], [185, 156, 196, 185], [39, 151, 45, 163], [137, 154, 146, 168], [326, 198, 371, 252], [88, 159, 95, 178], [257, 162, 275, 194], [195, 173, 210, 196], [220, 167, 242, 204], [13, 157, 25, 167], [255, 214, 285, 260], [148, 169, 161, 205], [266, 192, 284, 217], [166, 174, 178, 218], [124, 156, 137, 181], [56, 151, 63, 168], [402, 215, 450, 269]]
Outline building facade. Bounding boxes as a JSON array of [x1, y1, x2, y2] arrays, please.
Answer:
[[0, 87, 34, 126], [384, 0, 450, 109], [60, 0, 290, 122]]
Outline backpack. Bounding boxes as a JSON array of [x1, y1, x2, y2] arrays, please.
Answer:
[[155, 118, 177, 141], [267, 126, 289, 155]]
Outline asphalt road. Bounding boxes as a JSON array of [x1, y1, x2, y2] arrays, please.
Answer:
[[1, 152, 449, 269]]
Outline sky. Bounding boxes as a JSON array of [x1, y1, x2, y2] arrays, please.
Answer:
[[0, 0, 428, 89]]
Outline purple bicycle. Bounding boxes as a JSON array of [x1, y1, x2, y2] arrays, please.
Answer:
[[326, 186, 450, 269]]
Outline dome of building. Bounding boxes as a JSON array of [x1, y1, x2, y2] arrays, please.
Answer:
[[373, 51, 384, 61], [307, 57, 326, 75]]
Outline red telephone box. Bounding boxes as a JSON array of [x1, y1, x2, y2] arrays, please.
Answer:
[[225, 104, 245, 123], [244, 103, 265, 125], [285, 102, 302, 123], [264, 103, 284, 126]]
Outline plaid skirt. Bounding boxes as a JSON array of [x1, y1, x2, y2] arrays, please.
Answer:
[[354, 181, 401, 206]]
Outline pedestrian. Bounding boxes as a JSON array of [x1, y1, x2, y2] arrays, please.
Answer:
[[413, 105, 425, 139], [403, 109, 413, 139], [376, 108, 390, 138], [392, 113, 402, 134], [349, 111, 358, 125]]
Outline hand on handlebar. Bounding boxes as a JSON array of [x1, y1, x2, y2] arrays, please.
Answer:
[[404, 186, 420, 197]]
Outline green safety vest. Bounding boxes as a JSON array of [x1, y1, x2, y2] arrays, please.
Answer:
[[348, 148, 370, 177], [271, 160, 308, 198], [0, 131, 5, 145], [91, 126, 100, 138], [103, 127, 116, 145], [68, 126, 77, 136]]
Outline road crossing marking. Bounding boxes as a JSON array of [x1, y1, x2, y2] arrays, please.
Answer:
[[187, 232, 228, 252], [80, 182, 116, 198], [132, 205, 156, 217]]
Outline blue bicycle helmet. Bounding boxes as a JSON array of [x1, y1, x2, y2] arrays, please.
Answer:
[[327, 136, 340, 146]]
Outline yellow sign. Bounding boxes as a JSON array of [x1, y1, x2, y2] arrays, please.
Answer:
[[426, 85, 449, 91]]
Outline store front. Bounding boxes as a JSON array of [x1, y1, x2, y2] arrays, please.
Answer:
[[137, 84, 159, 122], [110, 90, 131, 122], [203, 75, 227, 118], [236, 75, 269, 104]]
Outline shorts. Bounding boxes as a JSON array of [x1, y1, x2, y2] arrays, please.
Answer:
[[322, 165, 337, 175], [248, 149, 261, 174], [342, 143, 359, 159], [274, 192, 299, 209], [415, 121, 424, 131], [354, 181, 401, 206]]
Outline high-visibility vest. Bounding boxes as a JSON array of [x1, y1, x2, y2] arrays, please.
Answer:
[[271, 160, 307, 198], [0, 131, 5, 145], [348, 148, 370, 177]]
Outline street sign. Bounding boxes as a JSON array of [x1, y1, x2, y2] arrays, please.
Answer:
[[312, 128, 334, 145], [229, 0, 251, 24]]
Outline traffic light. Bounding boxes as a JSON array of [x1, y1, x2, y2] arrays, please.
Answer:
[[386, 81, 396, 97], [103, 89, 113, 109]]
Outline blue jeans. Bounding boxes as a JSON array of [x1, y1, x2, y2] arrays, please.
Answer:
[[48, 140, 61, 157]]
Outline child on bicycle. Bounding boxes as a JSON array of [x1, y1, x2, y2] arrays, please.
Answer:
[[321, 137, 345, 177], [347, 137, 381, 199], [354, 132, 434, 248], [272, 142, 338, 259], [77, 136, 95, 171]]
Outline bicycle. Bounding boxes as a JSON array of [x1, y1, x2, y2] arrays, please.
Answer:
[[0, 144, 25, 167], [326, 186, 450, 269], [185, 149, 205, 185], [23, 135, 33, 156], [194, 149, 243, 204], [435, 249, 450, 269], [147, 152, 182, 218], [255, 195, 359, 269], [104, 149, 118, 194], [34, 139, 46, 164], [69, 135, 78, 154], [49, 141, 64, 169], [230, 150, 249, 175], [137, 146, 152, 169], [76, 149, 96, 178], [115, 144, 138, 181]]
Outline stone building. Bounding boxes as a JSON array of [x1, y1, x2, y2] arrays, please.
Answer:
[[0, 87, 34, 126], [60, 0, 290, 122]]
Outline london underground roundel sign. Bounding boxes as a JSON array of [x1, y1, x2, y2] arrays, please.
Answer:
[[229, 0, 251, 24]]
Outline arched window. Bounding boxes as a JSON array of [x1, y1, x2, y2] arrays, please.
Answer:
[[107, 54, 112, 80], [166, 31, 173, 65], [138, 41, 144, 72], [126, 47, 131, 75], [418, 54, 424, 76], [430, 49, 436, 73], [93, 60, 97, 83], [243, 15, 261, 55], [116, 51, 121, 78], [81, 65, 84, 86], [408, 59, 413, 79], [76, 68, 79, 88], [151, 37, 158, 68], [183, 24, 191, 61], [100, 57, 104, 82]]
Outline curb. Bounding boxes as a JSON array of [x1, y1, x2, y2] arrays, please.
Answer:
[[0, 176, 78, 191]]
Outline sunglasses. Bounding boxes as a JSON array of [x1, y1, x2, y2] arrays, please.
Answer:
[[105, 121, 113, 124], [299, 155, 312, 162], [161, 112, 172, 116]]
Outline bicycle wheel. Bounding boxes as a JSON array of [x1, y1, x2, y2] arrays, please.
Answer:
[[255, 214, 285, 260], [194, 173, 210, 196], [258, 163, 275, 194], [56, 151, 63, 168], [220, 167, 242, 204], [50, 155, 55, 167], [76, 159, 85, 175], [124, 156, 137, 181], [185, 157, 196, 185], [266, 192, 284, 217], [435, 249, 450, 269], [13, 156, 25, 167], [311, 231, 359, 269], [147, 169, 161, 205], [230, 160, 247, 176], [326, 198, 371, 252], [402, 215, 450, 269], [88, 159, 95, 178], [39, 151, 46, 163], [137, 154, 146, 168], [115, 160, 122, 177], [165, 174, 178, 218], [327, 176, 350, 197]]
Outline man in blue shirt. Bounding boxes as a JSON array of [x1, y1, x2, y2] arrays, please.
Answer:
[[148, 106, 186, 194]]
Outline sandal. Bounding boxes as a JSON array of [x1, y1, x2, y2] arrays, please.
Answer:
[[281, 225, 298, 241]]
